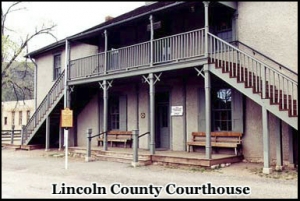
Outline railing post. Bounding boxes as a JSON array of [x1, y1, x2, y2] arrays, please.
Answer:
[[85, 128, 92, 162], [203, 1, 210, 58], [262, 65, 266, 99], [149, 15, 154, 67], [132, 129, 139, 167], [11, 125, 15, 145], [104, 30, 108, 74]]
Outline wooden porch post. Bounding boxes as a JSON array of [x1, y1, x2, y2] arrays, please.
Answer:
[[288, 126, 294, 167], [149, 73, 155, 155], [103, 80, 108, 151], [58, 127, 63, 151], [45, 117, 50, 151], [204, 64, 212, 159], [99, 80, 112, 151], [275, 118, 283, 171], [262, 106, 272, 174]]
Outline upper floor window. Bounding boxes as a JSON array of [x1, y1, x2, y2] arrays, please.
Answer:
[[4, 117, 7, 125], [53, 54, 61, 80], [212, 88, 232, 131], [27, 110, 31, 123], [19, 111, 22, 125]]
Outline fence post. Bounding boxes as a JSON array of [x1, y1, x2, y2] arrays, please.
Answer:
[[85, 128, 92, 162], [11, 125, 15, 144], [131, 129, 139, 167], [21, 125, 25, 145]]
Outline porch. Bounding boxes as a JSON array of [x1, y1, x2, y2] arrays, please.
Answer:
[[69, 146, 243, 168]]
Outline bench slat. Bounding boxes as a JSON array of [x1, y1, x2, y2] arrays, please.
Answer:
[[98, 130, 133, 148], [187, 131, 243, 155]]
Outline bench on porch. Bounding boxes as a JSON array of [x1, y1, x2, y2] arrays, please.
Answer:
[[187, 131, 243, 155], [98, 130, 133, 148]]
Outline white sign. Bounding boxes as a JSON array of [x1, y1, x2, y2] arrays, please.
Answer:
[[171, 106, 183, 116]]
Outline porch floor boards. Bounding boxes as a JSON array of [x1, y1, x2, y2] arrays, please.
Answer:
[[69, 146, 243, 167]]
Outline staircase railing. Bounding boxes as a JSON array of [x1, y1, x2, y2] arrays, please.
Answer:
[[208, 33, 298, 117], [23, 70, 65, 144], [231, 40, 297, 82]]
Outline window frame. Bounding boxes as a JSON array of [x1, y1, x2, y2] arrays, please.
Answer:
[[4, 117, 8, 125], [53, 53, 62, 80], [211, 88, 232, 131], [109, 96, 120, 130]]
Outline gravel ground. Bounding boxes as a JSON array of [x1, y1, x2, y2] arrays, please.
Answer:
[[1, 147, 298, 199]]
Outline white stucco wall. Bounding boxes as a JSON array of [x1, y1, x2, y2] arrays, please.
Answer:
[[77, 94, 99, 147], [35, 43, 98, 106], [237, 2, 298, 72], [186, 77, 203, 142], [243, 98, 290, 164], [137, 84, 150, 149], [36, 52, 64, 106]]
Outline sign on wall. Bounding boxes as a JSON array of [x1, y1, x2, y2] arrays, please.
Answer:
[[171, 106, 183, 116]]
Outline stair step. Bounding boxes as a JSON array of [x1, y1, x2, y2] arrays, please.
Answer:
[[94, 154, 152, 166], [213, 58, 298, 123]]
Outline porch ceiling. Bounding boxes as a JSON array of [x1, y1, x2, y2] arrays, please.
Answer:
[[217, 1, 237, 10]]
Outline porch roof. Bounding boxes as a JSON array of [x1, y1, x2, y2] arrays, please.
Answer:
[[25, 1, 180, 58], [25, 1, 236, 58]]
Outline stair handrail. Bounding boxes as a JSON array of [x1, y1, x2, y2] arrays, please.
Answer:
[[23, 70, 65, 144], [138, 131, 150, 139], [231, 40, 297, 75], [208, 33, 297, 84], [88, 130, 108, 139]]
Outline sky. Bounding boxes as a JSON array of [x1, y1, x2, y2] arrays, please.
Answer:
[[2, 1, 146, 53]]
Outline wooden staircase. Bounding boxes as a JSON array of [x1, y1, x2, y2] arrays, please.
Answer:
[[208, 33, 298, 130], [22, 71, 65, 145]]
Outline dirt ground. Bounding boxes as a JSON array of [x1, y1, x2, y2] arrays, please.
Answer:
[[1, 147, 298, 198]]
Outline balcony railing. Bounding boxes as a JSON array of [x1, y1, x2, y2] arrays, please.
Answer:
[[69, 28, 205, 80]]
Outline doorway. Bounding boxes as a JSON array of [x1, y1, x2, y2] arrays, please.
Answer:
[[155, 92, 170, 150]]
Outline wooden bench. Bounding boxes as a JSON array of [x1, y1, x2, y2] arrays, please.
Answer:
[[187, 131, 242, 155], [98, 130, 133, 148]]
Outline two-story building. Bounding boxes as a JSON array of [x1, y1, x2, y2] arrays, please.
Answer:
[[24, 2, 297, 173]]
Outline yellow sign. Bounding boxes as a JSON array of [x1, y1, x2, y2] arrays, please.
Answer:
[[61, 108, 73, 128]]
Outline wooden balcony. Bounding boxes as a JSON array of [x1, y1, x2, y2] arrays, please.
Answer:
[[69, 28, 207, 85]]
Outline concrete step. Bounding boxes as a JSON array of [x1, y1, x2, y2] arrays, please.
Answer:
[[94, 154, 152, 166]]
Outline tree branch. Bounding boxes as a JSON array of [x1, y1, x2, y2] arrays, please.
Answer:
[[2, 24, 56, 79]]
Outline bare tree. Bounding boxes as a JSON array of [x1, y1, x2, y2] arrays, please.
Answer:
[[1, 2, 57, 102]]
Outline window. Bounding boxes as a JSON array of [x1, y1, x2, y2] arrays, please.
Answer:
[[27, 110, 31, 123], [212, 88, 232, 131], [19, 111, 22, 125], [4, 117, 7, 125], [109, 97, 120, 130], [53, 54, 61, 80], [12, 111, 15, 126]]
